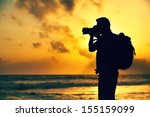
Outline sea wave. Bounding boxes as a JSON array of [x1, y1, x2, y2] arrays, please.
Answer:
[[0, 74, 150, 90]]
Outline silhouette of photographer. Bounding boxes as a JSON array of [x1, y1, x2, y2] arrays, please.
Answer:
[[83, 17, 119, 100]]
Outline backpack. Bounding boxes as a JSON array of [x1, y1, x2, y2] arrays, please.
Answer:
[[114, 33, 135, 70]]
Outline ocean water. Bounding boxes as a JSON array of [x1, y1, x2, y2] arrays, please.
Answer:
[[0, 74, 150, 100]]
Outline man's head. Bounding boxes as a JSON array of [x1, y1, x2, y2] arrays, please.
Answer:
[[96, 17, 110, 33]]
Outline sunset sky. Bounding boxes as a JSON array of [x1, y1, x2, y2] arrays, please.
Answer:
[[0, 0, 150, 74]]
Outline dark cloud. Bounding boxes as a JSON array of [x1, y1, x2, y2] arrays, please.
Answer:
[[146, 0, 150, 3], [15, 0, 75, 20], [79, 49, 93, 59], [81, 0, 103, 12], [10, 14, 22, 26], [41, 22, 72, 33], [0, 58, 7, 64], [0, 57, 59, 74], [87, 60, 96, 69], [82, 59, 96, 73], [85, 58, 150, 74], [128, 58, 150, 74], [51, 56, 59, 63], [3, 37, 12, 41], [41, 22, 74, 39], [0, 13, 22, 26], [41, 22, 60, 33], [60, 0, 74, 11], [51, 41, 70, 53], [39, 32, 48, 38], [33, 42, 42, 48], [91, 0, 102, 7], [16, 0, 57, 20], [18, 43, 23, 47]]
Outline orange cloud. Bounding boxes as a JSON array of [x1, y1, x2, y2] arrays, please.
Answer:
[[39, 32, 48, 38], [79, 49, 93, 59], [32, 43, 42, 48], [51, 41, 70, 53]]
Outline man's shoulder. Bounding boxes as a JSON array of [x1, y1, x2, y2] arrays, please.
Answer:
[[109, 33, 118, 40]]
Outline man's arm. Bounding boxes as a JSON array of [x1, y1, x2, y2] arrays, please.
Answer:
[[89, 35, 97, 52]]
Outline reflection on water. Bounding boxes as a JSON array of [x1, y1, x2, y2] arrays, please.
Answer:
[[20, 85, 150, 100], [116, 85, 150, 100], [22, 86, 98, 100], [0, 75, 150, 100]]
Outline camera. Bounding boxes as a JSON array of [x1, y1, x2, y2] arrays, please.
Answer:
[[82, 25, 100, 36], [82, 28, 93, 34]]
